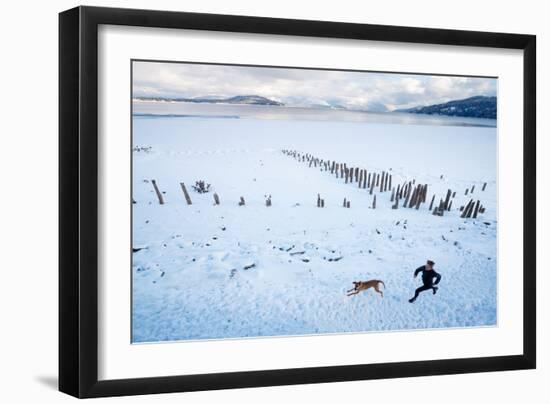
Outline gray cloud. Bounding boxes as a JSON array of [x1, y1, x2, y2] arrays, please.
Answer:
[[133, 61, 496, 111]]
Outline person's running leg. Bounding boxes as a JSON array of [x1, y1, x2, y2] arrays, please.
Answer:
[[409, 285, 431, 302]]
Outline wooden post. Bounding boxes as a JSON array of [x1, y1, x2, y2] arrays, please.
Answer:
[[409, 186, 418, 208], [471, 185, 475, 194], [213, 193, 220, 205], [415, 190, 422, 209], [438, 199, 445, 216], [376, 173, 380, 187], [392, 194, 399, 209], [452, 191, 456, 198], [321, 199, 325, 208], [465, 188, 469, 196], [482, 182, 487, 191], [403, 190, 410, 208], [461, 199, 473, 218], [367, 173, 371, 188], [443, 189, 452, 210], [358, 170, 363, 188], [448, 200, 453, 211], [369, 176, 375, 195], [347, 200, 351, 208], [343, 198, 347, 208], [179, 182, 192, 205], [466, 200, 475, 218], [372, 195, 376, 209], [429, 195, 435, 211], [473, 200, 481, 218], [391, 188, 395, 202], [266, 195, 272, 207], [379, 172, 385, 192], [317, 194, 321, 207], [239, 196, 245, 206], [389, 175, 392, 191], [345, 168, 349, 184], [151, 180, 164, 205]]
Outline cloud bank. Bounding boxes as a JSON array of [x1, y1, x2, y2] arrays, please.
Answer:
[[133, 61, 496, 112]]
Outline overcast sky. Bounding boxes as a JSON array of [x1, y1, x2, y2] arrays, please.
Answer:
[[133, 61, 496, 112]]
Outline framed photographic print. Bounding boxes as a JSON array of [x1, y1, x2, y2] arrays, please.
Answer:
[[59, 6, 536, 398]]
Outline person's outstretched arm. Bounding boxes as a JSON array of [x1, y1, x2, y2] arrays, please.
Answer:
[[433, 271, 442, 285], [414, 266, 424, 277]]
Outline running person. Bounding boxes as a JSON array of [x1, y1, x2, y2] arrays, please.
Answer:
[[409, 260, 441, 303]]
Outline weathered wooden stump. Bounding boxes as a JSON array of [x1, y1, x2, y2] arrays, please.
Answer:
[[151, 180, 164, 205], [392, 195, 399, 209], [213, 193, 220, 205], [179, 182, 192, 205], [443, 189, 452, 210], [239, 196, 245, 206], [473, 200, 481, 218]]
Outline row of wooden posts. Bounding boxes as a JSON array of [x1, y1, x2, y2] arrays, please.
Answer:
[[282, 149, 393, 195], [149, 180, 274, 207], [282, 149, 489, 218], [150, 178, 488, 218]]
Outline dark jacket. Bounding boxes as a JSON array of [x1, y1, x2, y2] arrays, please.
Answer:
[[414, 265, 441, 286]]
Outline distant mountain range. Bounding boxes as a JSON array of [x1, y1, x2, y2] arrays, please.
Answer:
[[135, 94, 497, 119], [395, 96, 496, 119], [134, 95, 284, 106]]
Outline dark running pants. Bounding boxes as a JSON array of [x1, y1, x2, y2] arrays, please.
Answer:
[[413, 284, 435, 298]]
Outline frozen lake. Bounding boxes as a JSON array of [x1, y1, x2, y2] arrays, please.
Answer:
[[134, 100, 497, 127], [131, 105, 497, 343]]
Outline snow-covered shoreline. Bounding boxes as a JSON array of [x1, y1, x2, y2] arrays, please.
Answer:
[[132, 115, 497, 343]]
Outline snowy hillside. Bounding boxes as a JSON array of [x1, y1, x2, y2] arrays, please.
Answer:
[[396, 96, 497, 119], [132, 116, 497, 343]]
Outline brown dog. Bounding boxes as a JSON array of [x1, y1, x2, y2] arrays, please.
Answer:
[[346, 280, 385, 297]]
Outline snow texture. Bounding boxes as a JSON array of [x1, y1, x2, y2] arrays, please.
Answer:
[[132, 113, 497, 343]]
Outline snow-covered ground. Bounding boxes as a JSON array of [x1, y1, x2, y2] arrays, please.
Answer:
[[132, 111, 497, 343]]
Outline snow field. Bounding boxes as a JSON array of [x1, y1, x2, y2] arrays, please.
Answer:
[[132, 116, 497, 342]]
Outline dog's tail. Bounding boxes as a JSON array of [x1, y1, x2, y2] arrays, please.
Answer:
[[378, 280, 385, 289]]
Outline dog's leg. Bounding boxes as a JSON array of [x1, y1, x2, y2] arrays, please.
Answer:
[[347, 290, 359, 296], [346, 288, 356, 293], [374, 285, 383, 298]]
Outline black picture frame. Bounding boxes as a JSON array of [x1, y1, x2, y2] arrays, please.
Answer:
[[59, 6, 536, 398]]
